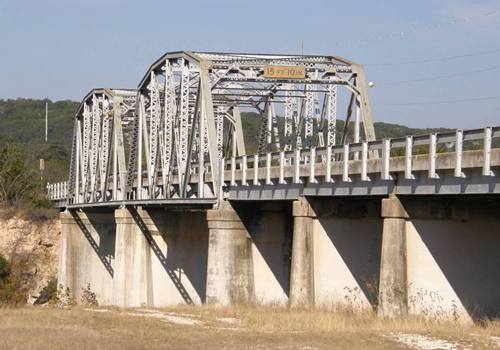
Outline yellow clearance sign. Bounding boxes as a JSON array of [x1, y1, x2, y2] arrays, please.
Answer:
[[263, 65, 306, 79]]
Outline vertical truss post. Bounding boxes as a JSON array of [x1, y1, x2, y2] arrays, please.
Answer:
[[304, 84, 314, 148], [177, 59, 190, 192], [81, 103, 91, 198], [216, 106, 224, 158], [147, 71, 161, 195], [161, 60, 174, 198], [99, 98, 111, 200], [351, 64, 376, 142], [89, 95, 102, 202], [353, 96, 361, 160], [284, 85, 295, 151], [112, 95, 127, 200], [200, 61, 220, 196], [231, 105, 246, 156], [136, 94, 145, 199], [75, 120, 82, 203], [326, 84, 337, 147]]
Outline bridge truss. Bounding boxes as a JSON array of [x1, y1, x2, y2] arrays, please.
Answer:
[[61, 51, 378, 206]]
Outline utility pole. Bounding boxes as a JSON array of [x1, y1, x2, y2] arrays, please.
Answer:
[[41, 100, 48, 192], [45, 100, 48, 142]]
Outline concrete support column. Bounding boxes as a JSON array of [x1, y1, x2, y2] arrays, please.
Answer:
[[113, 208, 152, 307], [378, 196, 408, 317], [58, 211, 74, 294], [290, 197, 315, 308], [206, 201, 254, 305]]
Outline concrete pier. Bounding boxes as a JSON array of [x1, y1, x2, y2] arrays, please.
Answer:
[[206, 201, 254, 305], [378, 196, 408, 318], [290, 197, 315, 308], [113, 208, 152, 307]]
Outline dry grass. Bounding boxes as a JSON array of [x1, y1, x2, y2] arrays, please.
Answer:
[[0, 305, 499, 350]]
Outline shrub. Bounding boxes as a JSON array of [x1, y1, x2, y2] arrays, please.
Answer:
[[0, 273, 28, 305], [0, 251, 37, 305], [34, 278, 58, 305], [0, 254, 8, 283], [81, 283, 98, 307]]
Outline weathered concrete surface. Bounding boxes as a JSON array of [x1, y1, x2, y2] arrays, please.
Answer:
[[206, 201, 254, 305], [235, 202, 293, 305], [403, 197, 500, 322], [378, 197, 408, 318], [313, 198, 382, 310], [289, 197, 315, 308], [114, 207, 208, 307], [58, 210, 115, 305]]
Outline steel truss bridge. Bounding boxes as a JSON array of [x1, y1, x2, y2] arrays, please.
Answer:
[[47, 51, 500, 208]]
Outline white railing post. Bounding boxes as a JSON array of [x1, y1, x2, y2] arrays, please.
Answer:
[[219, 158, 225, 200], [198, 158, 205, 198], [405, 136, 414, 180], [253, 154, 260, 185], [294, 149, 301, 184], [325, 146, 332, 183], [265, 152, 272, 185], [342, 144, 351, 182], [483, 127, 494, 176], [429, 133, 439, 179], [230, 157, 236, 186], [454, 130, 465, 178], [309, 147, 316, 183], [279, 151, 285, 184], [361, 142, 370, 181], [242, 155, 248, 186], [381, 139, 392, 180]]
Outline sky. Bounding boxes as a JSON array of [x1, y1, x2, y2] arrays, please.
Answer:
[[1, 0, 500, 128]]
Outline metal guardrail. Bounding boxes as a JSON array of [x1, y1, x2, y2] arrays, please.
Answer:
[[48, 126, 499, 203], [47, 182, 68, 201], [222, 126, 499, 188]]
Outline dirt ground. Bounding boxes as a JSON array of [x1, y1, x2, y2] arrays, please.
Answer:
[[0, 306, 499, 350]]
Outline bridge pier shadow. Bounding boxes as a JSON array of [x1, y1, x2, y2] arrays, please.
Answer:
[[233, 201, 293, 305], [310, 197, 382, 310], [119, 207, 209, 306], [402, 196, 500, 321], [59, 210, 116, 305]]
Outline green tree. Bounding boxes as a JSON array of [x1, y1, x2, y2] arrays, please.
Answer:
[[0, 143, 38, 206]]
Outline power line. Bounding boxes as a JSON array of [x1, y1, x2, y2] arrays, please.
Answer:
[[330, 9, 500, 50], [375, 95, 500, 106], [366, 47, 500, 67], [376, 64, 500, 85]]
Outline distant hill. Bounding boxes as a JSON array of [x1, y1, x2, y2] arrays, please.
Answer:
[[0, 98, 453, 182]]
